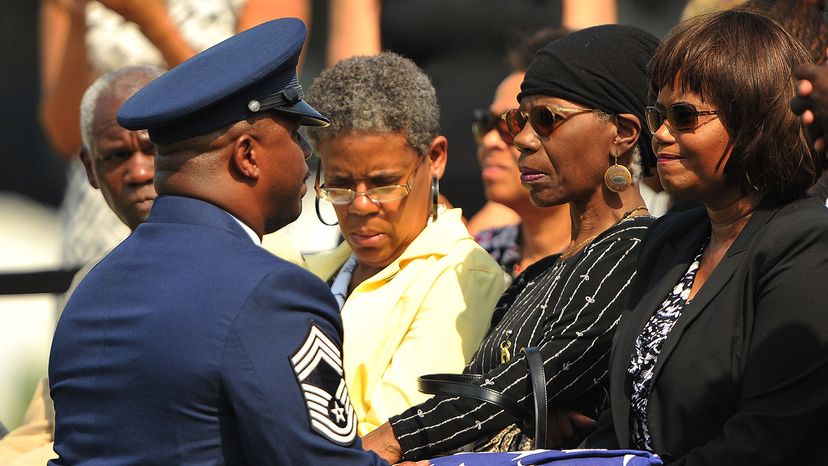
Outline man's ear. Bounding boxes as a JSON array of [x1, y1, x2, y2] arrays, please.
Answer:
[[613, 114, 642, 156], [427, 135, 448, 179], [79, 146, 100, 190], [230, 134, 261, 181]]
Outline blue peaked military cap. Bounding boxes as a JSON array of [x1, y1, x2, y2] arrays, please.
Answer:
[[117, 17, 329, 145]]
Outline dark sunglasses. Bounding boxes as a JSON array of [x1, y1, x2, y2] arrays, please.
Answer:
[[502, 105, 593, 139], [645, 103, 720, 133], [471, 109, 514, 145]]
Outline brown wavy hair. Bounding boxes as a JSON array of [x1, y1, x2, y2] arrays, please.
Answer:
[[648, 9, 826, 200]]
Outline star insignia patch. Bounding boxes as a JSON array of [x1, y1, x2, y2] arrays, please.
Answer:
[[291, 322, 357, 446]]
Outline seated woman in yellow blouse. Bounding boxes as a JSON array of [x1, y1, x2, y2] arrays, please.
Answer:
[[304, 52, 508, 436]]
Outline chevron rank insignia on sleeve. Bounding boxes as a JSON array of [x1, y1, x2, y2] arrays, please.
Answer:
[[290, 322, 357, 446]]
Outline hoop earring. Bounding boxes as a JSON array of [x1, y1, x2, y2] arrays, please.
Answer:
[[313, 157, 339, 226], [315, 196, 339, 226], [431, 176, 440, 222], [604, 155, 632, 193]]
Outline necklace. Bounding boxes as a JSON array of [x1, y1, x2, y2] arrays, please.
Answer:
[[560, 234, 600, 260], [560, 205, 649, 260], [621, 205, 649, 220]]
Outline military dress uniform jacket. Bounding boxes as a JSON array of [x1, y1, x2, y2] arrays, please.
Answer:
[[48, 195, 386, 465], [586, 196, 828, 464], [0, 233, 305, 466], [305, 208, 508, 435]]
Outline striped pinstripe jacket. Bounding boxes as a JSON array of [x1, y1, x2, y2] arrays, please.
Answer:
[[390, 215, 653, 461]]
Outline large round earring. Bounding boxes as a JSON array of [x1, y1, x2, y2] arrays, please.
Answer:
[[314, 158, 340, 226], [431, 176, 440, 222], [604, 155, 632, 193], [315, 196, 339, 226]]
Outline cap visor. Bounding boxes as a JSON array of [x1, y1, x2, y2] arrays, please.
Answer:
[[272, 100, 330, 127]]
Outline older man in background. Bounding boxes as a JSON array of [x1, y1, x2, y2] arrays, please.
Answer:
[[0, 64, 164, 466]]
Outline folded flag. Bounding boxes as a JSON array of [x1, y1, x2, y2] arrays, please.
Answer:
[[428, 449, 662, 466]]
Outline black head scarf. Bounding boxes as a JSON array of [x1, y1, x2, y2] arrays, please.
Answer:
[[518, 24, 660, 175]]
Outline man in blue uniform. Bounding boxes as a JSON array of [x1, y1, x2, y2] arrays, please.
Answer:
[[48, 18, 387, 465]]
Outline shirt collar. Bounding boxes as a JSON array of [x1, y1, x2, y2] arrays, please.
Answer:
[[330, 253, 358, 309], [226, 212, 261, 245]]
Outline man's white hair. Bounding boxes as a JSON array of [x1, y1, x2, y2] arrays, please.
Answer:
[[79, 66, 164, 150]]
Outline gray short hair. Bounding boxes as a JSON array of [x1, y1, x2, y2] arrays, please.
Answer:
[[79, 65, 164, 150], [305, 52, 440, 155]]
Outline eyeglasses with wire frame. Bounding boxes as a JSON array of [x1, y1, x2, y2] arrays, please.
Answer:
[[314, 154, 427, 205]]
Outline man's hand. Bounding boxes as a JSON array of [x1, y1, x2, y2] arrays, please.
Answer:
[[363, 422, 404, 464]]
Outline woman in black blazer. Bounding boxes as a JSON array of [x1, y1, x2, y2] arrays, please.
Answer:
[[585, 9, 828, 464]]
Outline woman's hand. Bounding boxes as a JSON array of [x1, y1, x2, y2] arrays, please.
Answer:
[[792, 53, 828, 152], [362, 422, 404, 464]]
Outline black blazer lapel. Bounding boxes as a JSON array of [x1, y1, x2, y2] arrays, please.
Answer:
[[646, 201, 781, 449], [609, 222, 707, 447]]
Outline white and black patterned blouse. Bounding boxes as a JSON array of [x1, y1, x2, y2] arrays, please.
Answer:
[[389, 215, 653, 461], [474, 224, 522, 277], [627, 247, 704, 451]]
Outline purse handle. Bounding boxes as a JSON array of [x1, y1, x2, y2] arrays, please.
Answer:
[[418, 347, 548, 449]]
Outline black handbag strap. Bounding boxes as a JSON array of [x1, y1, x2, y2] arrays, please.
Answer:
[[418, 373, 532, 423], [417, 346, 548, 448], [525, 347, 547, 449]]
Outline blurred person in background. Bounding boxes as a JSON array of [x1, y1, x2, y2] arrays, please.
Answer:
[[40, 0, 297, 268], [469, 28, 572, 277], [794, 55, 828, 171], [759, 0, 828, 203], [304, 52, 508, 436], [0, 65, 163, 466]]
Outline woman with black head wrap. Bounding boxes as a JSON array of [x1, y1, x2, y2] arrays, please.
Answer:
[[362, 25, 660, 463]]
